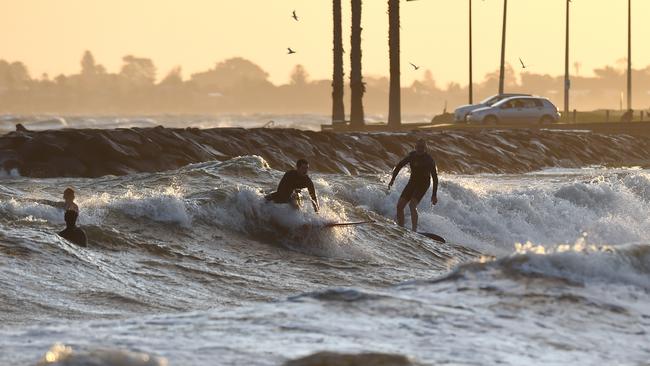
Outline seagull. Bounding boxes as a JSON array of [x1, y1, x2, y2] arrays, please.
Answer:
[[287, 48, 296, 55], [519, 57, 527, 69], [292, 10, 299, 21], [409, 62, 420, 71]]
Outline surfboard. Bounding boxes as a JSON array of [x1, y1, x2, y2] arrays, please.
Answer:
[[418, 232, 446, 243], [323, 220, 375, 228]]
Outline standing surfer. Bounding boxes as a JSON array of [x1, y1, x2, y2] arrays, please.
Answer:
[[266, 159, 320, 212], [388, 139, 438, 231]]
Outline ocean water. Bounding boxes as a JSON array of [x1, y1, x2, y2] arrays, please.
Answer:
[[1, 151, 649, 365], [0, 114, 434, 133]]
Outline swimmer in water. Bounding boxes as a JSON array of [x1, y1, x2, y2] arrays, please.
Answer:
[[63, 187, 79, 213], [58, 209, 87, 247]]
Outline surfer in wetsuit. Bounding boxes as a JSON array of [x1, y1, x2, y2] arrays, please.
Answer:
[[266, 159, 320, 212], [63, 187, 79, 213], [58, 209, 87, 247], [388, 139, 438, 231]]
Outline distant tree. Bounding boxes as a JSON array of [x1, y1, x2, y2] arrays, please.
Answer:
[[120, 55, 156, 87], [422, 70, 437, 90], [190, 57, 270, 91], [290, 64, 309, 86], [54, 74, 67, 86], [0, 61, 31, 90], [81, 50, 98, 75], [332, 0, 346, 123], [160, 66, 183, 87]]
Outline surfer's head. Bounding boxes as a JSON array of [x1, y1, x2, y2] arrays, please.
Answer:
[[64, 210, 78, 229], [415, 139, 427, 154], [63, 187, 75, 202], [296, 159, 309, 176]]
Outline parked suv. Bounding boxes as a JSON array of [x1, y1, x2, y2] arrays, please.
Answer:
[[466, 96, 560, 124], [454, 93, 531, 122]]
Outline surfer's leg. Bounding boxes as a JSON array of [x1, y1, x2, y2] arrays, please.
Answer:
[[396, 198, 408, 227], [408, 183, 429, 231], [409, 199, 419, 231], [397, 182, 416, 227]]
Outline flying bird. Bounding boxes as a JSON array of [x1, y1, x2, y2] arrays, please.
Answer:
[[287, 48, 296, 55], [292, 10, 299, 21], [519, 58, 527, 69], [409, 62, 420, 71]]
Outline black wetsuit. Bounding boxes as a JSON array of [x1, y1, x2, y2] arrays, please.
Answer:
[[58, 225, 88, 247], [266, 170, 317, 205], [391, 151, 438, 203]]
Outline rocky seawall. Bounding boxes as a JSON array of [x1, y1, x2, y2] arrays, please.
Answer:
[[2, 126, 650, 177]]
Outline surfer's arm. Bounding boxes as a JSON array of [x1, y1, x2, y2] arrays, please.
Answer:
[[276, 171, 291, 190], [431, 161, 439, 204], [307, 180, 319, 212], [389, 155, 410, 187]]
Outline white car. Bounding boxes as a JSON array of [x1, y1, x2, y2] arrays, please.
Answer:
[[454, 93, 531, 122], [466, 96, 561, 124]]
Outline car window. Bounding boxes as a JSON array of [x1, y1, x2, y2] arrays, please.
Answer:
[[532, 99, 544, 107], [521, 99, 538, 108], [512, 99, 526, 108], [500, 100, 513, 109], [484, 96, 500, 105]]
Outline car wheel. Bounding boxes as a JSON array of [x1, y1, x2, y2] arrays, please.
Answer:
[[539, 115, 554, 125], [483, 115, 498, 125]]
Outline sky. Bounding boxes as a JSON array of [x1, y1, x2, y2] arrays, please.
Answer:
[[0, 0, 647, 86]]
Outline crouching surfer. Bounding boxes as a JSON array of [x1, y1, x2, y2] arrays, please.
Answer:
[[58, 209, 88, 247], [266, 159, 319, 213], [388, 139, 438, 232]]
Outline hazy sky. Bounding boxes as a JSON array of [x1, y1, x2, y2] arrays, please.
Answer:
[[0, 0, 647, 86]]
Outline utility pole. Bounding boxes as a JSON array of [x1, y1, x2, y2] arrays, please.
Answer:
[[564, 0, 570, 120], [627, 0, 632, 111], [498, 0, 507, 95], [469, 0, 474, 104]]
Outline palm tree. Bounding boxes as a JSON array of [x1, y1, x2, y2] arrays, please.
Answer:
[[498, 0, 507, 95], [332, 0, 345, 123], [387, 0, 401, 128], [350, 0, 365, 127]]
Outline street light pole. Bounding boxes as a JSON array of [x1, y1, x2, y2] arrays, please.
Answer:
[[469, 0, 474, 104], [627, 0, 632, 112], [564, 0, 570, 120], [498, 0, 507, 95]]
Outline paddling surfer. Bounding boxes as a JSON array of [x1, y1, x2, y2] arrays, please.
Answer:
[[266, 159, 320, 212], [388, 139, 438, 231]]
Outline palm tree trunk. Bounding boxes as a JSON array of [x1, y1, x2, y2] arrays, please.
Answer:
[[387, 0, 401, 128], [350, 0, 365, 127], [498, 0, 507, 95], [332, 0, 345, 123]]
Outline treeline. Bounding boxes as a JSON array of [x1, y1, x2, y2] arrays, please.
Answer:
[[1, 51, 649, 115]]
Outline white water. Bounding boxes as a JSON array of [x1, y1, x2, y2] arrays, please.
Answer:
[[1, 162, 649, 365]]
